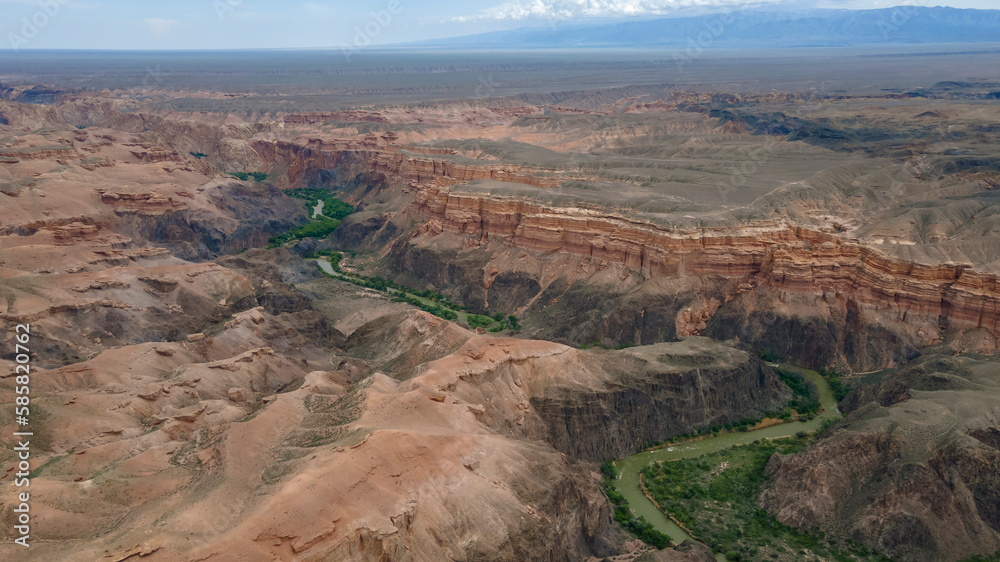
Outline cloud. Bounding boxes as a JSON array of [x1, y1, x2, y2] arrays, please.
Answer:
[[302, 2, 328, 13], [453, 0, 774, 21], [140, 18, 179, 38]]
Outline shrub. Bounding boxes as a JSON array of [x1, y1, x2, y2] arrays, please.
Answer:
[[601, 459, 619, 480], [820, 366, 850, 402], [758, 349, 780, 363], [467, 314, 493, 329]]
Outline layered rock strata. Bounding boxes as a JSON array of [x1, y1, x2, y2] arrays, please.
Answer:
[[406, 186, 1000, 358]]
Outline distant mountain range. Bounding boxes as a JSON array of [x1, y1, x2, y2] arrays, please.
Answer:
[[405, 7, 1000, 49]]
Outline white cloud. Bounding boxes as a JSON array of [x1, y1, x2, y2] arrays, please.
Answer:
[[302, 2, 328, 13], [140, 18, 179, 38], [453, 0, 781, 21]]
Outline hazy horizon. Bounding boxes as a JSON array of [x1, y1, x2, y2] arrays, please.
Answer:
[[1, 0, 998, 51]]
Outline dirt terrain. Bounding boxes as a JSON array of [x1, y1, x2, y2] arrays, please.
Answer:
[[0, 70, 998, 561]]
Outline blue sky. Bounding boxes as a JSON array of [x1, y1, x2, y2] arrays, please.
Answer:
[[0, 0, 996, 50]]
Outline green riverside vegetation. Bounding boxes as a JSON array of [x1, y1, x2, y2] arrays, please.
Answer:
[[642, 435, 890, 561], [267, 217, 344, 248], [285, 188, 354, 219], [311, 249, 519, 331], [819, 367, 850, 402], [265, 189, 355, 248], [250, 187, 516, 331], [601, 460, 673, 549], [776, 368, 821, 419]]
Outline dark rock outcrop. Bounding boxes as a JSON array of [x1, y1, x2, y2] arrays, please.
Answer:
[[531, 338, 789, 462], [760, 354, 1000, 561]]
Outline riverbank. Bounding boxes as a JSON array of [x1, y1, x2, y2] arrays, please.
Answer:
[[312, 256, 518, 331], [612, 365, 843, 560], [638, 474, 700, 544]]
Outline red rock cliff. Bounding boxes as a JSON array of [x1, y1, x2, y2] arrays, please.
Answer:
[[410, 185, 1000, 340]]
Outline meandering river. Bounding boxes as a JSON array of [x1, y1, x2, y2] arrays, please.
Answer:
[[613, 365, 840, 560], [302, 274, 836, 559]]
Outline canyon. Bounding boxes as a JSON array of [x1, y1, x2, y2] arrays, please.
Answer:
[[0, 66, 998, 561]]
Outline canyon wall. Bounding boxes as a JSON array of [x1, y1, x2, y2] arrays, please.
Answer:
[[530, 339, 789, 461], [371, 151, 566, 189], [379, 185, 1000, 369], [248, 133, 998, 370]]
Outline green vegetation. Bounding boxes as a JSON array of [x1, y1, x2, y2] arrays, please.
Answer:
[[758, 349, 782, 363], [777, 368, 821, 418], [267, 217, 343, 248], [601, 460, 672, 549], [390, 290, 458, 321], [228, 171, 267, 182], [282, 188, 515, 329], [817, 416, 840, 437], [820, 366, 850, 402], [466, 314, 493, 329], [642, 369, 834, 452], [28, 453, 69, 478], [643, 436, 888, 561], [961, 550, 1000, 562], [305, 248, 342, 268], [312, 250, 521, 329], [285, 188, 354, 219], [486, 315, 520, 332], [264, 190, 355, 248], [189, 151, 207, 159]]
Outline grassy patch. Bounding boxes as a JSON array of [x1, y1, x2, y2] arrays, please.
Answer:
[[28, 454, 69, 478], [642, 436, 887, 561]]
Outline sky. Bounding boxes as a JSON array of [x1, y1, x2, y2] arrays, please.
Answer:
[[0, 0, 996, 50]]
